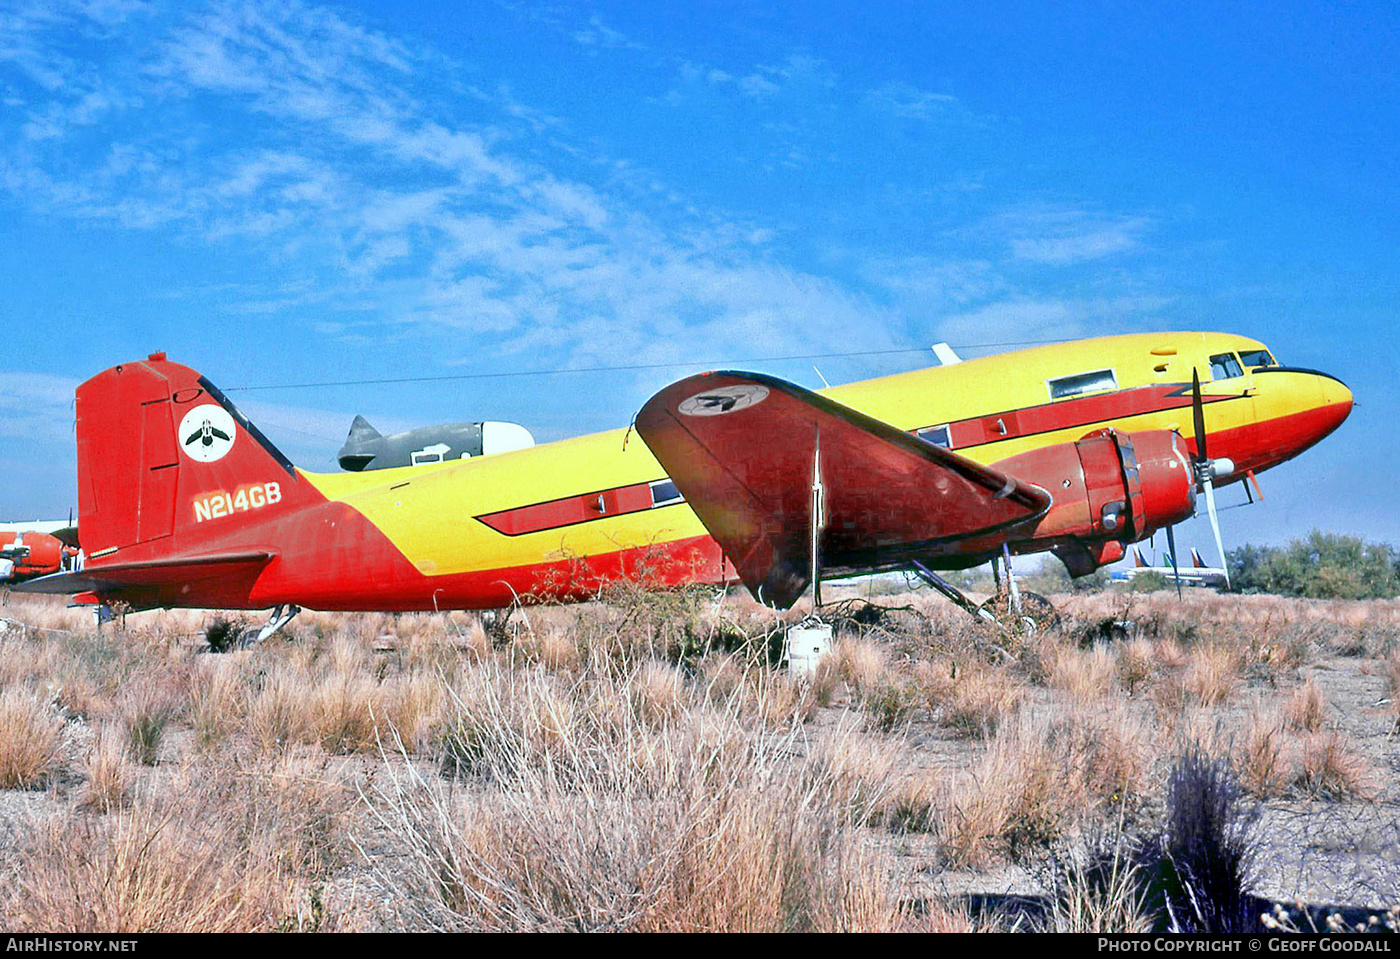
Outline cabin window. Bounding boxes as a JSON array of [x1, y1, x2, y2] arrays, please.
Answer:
[[1209, 353, 1244, 380], [650, 479, 684, 507], [1047, 369, 1117, 400], [917, 424, 951, 449], [1238, 348, 1275, 369]]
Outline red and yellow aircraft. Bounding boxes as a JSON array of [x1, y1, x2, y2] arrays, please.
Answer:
[[16, 332, 1351, 623]]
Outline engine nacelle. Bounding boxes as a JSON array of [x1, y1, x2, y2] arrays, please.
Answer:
[[0, 532, 71, 581], [992, 428, 1196, 549]]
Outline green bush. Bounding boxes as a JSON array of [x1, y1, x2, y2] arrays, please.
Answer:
[[1228, 531, 1400, 599]]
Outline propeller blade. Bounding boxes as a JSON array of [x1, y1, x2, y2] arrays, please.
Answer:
[[1191, 367, 1208, 464], [1165, 525, 1183, 599], [1201, 477, 1232, 590]]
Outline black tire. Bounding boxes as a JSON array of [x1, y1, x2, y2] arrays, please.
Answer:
[[977, 590, 1060, 634]]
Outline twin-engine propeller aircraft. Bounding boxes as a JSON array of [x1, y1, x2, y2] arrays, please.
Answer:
[[16, 333, 1351, 634], [1, 530, 77, 583]]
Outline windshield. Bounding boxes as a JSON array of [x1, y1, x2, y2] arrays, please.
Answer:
[[1209, 353, 1244, 380]]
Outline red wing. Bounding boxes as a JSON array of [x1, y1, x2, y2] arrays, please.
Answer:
[[636, 371, 1050, 607]]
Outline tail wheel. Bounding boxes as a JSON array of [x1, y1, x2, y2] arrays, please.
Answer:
[[978, 591, 1060, 635]]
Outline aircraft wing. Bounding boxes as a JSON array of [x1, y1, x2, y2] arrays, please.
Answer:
[[13, 550, 276, 595], [636, 371, 1051, 607]]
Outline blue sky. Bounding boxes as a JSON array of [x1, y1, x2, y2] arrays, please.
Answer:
[[0, 0, 1396, 557]]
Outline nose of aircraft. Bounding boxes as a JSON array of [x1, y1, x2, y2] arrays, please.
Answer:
[[1314, 372, 1354, 439]]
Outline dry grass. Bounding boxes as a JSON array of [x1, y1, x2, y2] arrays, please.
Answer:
[[1283, 677, 1328, 732], [920, 660, 1024, 738], [1050, 646, 1120, 701], [369, 656, 900, 932], [1294, 730, 1375, 800], [0, 589, 1395, 932], [1235, 711, 1291, 799], [0, 687, 64, 788], [1184, 643, 1243, 707], [80, 725, 135, 812]]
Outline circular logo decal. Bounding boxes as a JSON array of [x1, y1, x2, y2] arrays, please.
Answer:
[[678, 384, 770, 417], [178, 404, 237, 463]]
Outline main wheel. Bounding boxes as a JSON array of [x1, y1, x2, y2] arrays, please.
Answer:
[[977, 590, 1060, 635]]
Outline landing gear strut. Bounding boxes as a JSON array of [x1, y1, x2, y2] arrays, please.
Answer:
[[247, 604, 300, 645], [909, 560, 999, 625], [909, 556, 1060, 635]]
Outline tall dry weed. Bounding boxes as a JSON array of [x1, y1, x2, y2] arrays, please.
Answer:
[[0, 687, 64, 788], [368, 659, 897, 931]]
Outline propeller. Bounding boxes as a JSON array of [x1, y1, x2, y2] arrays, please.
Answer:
[[1166, 524, 1183, 599], [1187, 368, 1232, 589]]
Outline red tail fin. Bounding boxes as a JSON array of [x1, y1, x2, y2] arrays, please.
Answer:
[[76, 353, 310, 561]]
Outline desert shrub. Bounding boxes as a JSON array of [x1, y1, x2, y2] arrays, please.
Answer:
[[0, 688, 64, 788], [1283, 678, 1327, 732], [1041, 826, 1152, 933], [1294, 731, 1374, 800], [371, 664, 899, 932], [1137, 751, 1260, 932], [204, 616, 243, 653], [81, 725, 135, 812]]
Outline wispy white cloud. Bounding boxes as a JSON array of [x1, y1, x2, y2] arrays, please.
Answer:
[[0, 372, 78, 443], [867, 82, 958, 120], [571, 14, 643, 52], [934, 294, 1173, 352], [996, 207, 1152, 265], [0, 2, 912, 375], [0, 0, 1154, 403]]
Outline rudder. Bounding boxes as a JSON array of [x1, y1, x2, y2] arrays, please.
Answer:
[[76, 352, 306, 560]]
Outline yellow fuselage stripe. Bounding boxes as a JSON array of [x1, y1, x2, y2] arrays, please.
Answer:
[[300, 331, 1289, 577]]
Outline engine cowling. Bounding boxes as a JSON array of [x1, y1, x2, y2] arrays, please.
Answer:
[[992, 428, 1196, 551], [0, 532, 70, 581]]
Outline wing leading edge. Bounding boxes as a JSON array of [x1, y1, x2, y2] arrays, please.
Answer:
[[636, 371, 1051, 607]]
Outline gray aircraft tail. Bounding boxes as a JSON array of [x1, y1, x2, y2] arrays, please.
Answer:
[[347, 415, 381, 442]]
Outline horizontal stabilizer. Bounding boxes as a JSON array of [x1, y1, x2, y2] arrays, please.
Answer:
[[13, 550, 277, 595], [637, 371, 1050, 608]]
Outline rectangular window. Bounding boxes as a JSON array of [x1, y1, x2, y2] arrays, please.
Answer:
[[1238, 348, 1275, 369], [650, 479, 684, 507], [1047, 368, 1117, 400], [1209, 353, 1244, 380], [917, 425, 951, 449]]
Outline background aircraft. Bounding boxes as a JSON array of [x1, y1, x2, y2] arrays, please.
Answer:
[[337, 416, 535, 471], [1109, 546, 1229, 589], [1, 529, 77, 583]]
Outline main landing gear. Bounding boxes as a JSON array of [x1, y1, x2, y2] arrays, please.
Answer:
[[247, 604, 300, 645], [909, 545, 1059, 635]]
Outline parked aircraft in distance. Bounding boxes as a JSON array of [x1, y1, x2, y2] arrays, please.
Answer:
[[1109, 546, 1229, 589], [17, 333, 1351, 634], [337, 416, 534, 471], [1, 529, 77, 583]]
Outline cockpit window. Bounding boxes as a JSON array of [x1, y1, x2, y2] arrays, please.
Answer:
[[1209, 353, 1244, 380], [1238, 348, 1275, 369], [1047, 368, 1117, 400]]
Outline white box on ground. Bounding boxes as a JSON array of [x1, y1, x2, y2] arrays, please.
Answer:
[[784, 623, 832, 681]]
